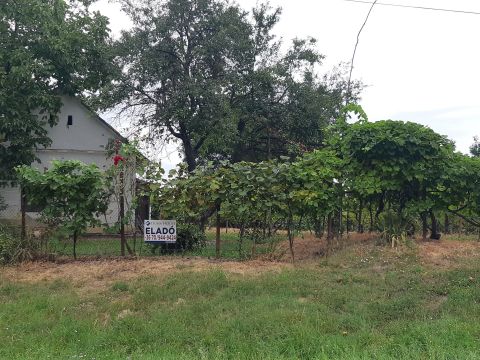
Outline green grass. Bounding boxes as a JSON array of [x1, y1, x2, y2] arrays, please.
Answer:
[[1, 243, 480, 359], [186, 231, 279, 259], [443, 233, 480, 242], [48, 237, 121, 257], [47, 231, 279, 260]]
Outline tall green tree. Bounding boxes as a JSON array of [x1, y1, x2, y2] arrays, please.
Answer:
[[98, 0, 360, 171], [0, 0, 115, 182]]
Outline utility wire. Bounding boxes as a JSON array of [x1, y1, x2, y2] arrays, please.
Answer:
[[344, 0, 480, 16], [347, 0, 377, 101]]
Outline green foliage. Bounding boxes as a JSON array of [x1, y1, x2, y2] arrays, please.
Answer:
[[155, 149, 342, 259], [340, 120, 455, 236], [343, 120, 453, 196], [154, 118, 480, 243], [0, 225, 19, 264], [98, 0, 361, 171], [111, 281, 129, 292], [177, 223, 207, 251], [442, 154, 480, 229], [0, 225, 38, 264], [16, 161, 110, 257], [149, 223, 207, 253], [0, 0, 115, 183], [377, 209, 408, 246], [471, 136, 480, 157]]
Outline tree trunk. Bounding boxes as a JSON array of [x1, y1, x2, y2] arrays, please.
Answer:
[[346, 211, 350, 235], [421, 213, 428, 241], [326, 213, 334, 256], [368, 203, 374, 232], [182, 136, 197, 173], [444, 213, 450, 234], [238, 223, 245, 258], [357, 199, 364, 233], [120, 166, 126, 257], [73, 230, 78, 260], [215, 205, 221, 259], [20, 187, 26, 241], [375, 193, 385, 221], [430, 210, 441, 240], [287, 213, 295, 263]]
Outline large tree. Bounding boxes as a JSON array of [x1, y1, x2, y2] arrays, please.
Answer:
[[97, 0, 360, 171], [0, 0, 115, 182]]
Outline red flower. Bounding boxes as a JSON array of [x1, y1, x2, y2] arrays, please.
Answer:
[[113, 154, 125, 166]]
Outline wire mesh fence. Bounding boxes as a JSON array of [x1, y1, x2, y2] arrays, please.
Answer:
[[0, 195, 287, 261]]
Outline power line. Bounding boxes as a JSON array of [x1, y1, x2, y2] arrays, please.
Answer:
[[344, 0, 480, 16], [347, 0, 377, 99]]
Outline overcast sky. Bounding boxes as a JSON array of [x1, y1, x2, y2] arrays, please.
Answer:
[[93, 0, 480, 168]]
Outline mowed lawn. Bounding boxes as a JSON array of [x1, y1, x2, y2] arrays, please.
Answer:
[[1, 239, 480, 359]]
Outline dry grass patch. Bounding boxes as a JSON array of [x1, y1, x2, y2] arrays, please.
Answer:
[[418, 239, 480, 268], [0, 257, 290, 293], [272, 231, 379, 261]]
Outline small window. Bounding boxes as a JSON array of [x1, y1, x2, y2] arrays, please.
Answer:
[[67, 115, 73, 126]]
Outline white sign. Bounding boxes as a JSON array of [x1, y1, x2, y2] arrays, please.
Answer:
[[144, 220, 176, 243]]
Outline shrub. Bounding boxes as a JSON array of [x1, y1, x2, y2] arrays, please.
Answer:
[[0, 225, 38, 264], [177, 223, 207, 250], [149, 223, 206, 254], [377, 209, 414, 247], [17, 160, 110, 259]]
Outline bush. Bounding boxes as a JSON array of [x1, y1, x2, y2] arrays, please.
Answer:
[[0, 225, 38, 264], [377, 209, 414, 247], [149, 223, 206, 254], [177, 223, 207, 250]]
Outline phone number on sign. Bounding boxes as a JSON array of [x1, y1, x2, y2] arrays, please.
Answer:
[[145, 234, 177, 242]]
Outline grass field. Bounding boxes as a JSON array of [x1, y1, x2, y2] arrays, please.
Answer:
[[47, 229, 279, 260], [1, 237, 480, 359]]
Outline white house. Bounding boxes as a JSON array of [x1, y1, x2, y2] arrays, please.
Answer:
[[0, 95, 136, 229]]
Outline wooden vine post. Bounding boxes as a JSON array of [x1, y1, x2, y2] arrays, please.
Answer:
[[114, 139, 126, 256], [20, 186, 26, 241], [215, 204, 221, 258]]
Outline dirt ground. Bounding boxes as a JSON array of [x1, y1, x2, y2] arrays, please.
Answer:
[[2, 234, 480, 292], [272, 232, 377, 261]]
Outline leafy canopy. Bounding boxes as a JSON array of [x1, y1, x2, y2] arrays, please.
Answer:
[[155, 149, 342, 229], [0, 0, 115, 182], [16, 160, 110, 237], [98, 0, 361, 171]]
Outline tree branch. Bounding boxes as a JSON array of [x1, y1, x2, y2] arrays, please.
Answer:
[[448, 209, 480, 228]]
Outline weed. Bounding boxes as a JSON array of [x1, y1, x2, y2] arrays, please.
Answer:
[[111, 282, 130, 292]]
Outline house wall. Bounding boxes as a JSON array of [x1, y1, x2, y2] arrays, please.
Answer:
[[0, 186, 21, 221], [44, 96, 113, 153], [0, 96, 135, 229]]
